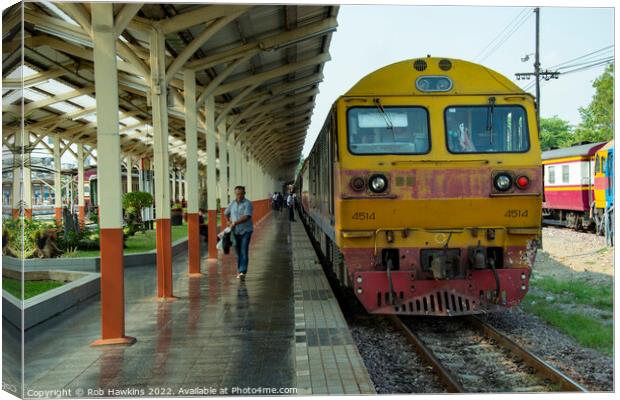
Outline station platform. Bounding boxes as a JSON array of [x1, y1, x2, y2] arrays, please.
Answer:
[[16, 211, 375, 396]]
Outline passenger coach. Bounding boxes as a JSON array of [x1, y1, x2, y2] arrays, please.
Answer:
[[298, 57, 542, 316]]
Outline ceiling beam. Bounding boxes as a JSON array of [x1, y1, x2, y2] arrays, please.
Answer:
[[187, 17, 338, 71], [165, 11, 247, 84], [158, 4, 252, 35], [115, 3, 144, 38], [214, 53, 329, 96]]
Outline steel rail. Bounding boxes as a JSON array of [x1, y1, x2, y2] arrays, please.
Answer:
[[465, 316, 588, 392], [388, 315, 464, 393]]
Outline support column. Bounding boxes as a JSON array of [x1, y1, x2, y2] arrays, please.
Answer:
[[11, 129, 32, 219], [171, 168, 176, 203], [205, 95, 218, 260], [53, 135, 62, 224], [150, 26, 175, 300], [126, 156, 133, 193], [178, 171, 183, 202], [11, 139, 20, 219], [90, 2, 135, 346], [77, 144, 85, 226], [184, 70, 201, 276], [23, 132, 32, 219], [218, 122, 228, 232], [228, 134, 236, 201]]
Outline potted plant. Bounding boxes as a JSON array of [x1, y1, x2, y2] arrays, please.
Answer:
[[171, 202, 183, 226]]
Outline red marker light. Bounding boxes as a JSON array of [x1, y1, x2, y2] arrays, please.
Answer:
[[516, 176, 530, 189]]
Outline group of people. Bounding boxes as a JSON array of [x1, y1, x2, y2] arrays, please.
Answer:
[[271, 188, 297, 222]]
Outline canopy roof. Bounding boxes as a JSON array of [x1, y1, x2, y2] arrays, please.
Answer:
[[3, 3, 339, 181]]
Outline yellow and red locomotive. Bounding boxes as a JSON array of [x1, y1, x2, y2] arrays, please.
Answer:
[[298, 57, 542, 316]]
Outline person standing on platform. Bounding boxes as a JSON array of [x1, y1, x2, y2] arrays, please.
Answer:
[[224, 186, 253, 279], [286, 187, 297, 222], [277, 192, 284, 212]]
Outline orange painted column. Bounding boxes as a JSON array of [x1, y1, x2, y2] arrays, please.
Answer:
[[156, 218, 174, 298], [24, 208, 32, 219], [151, 27, 176, 298], [78, 205, 85, 227], [55, 207, 62, 225], [90, 3, 134, 347], [91, 228, 135, 346], [187, 213, 201, 275], [207, 210, 217, 260], [184, 69, 201, 276]]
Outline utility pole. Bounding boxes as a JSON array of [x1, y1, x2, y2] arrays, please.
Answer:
[[534, 7, 541, 136], [515, 7, 559, 136]]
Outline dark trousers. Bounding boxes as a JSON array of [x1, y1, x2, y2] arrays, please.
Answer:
[[288, 206, 295, 221], [233, 231, 252, 273]]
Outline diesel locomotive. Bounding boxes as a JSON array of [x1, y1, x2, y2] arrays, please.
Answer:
[[297, 57, 542, 316]]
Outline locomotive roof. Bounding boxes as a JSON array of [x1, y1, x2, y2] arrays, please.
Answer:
[[344, 57, 528, 97], [542, 142, 608, 160]]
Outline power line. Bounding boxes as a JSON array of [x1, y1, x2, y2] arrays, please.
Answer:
[[557, 56, 614, 71], [479, 9, 534, 63], [549, 45, 614, 69], [561, 58, 614, 76], [473, 8, 528, 62]]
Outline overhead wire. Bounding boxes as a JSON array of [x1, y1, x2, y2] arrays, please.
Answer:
[[478, 9, 534, 63], [549, 45, 614, 70], [473, 8, 528, 62]]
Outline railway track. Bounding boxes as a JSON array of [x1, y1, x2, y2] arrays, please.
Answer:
[[390, 315, 588, 393]]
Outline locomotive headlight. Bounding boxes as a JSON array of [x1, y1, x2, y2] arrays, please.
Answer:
[[350, 176, 366, 192], [494, 174, 512, 191], [369, 174, 388, 193]]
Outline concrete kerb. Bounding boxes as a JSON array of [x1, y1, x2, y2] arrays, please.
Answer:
[[1, 238, 188, 329], [1, 237, 188, 272], [2, 269, 100, 330]]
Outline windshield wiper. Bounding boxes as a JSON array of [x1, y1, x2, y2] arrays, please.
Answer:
[[486, 96, 496, 145], [373, 98, 396, 142]]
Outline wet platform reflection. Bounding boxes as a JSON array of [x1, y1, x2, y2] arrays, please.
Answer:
[[21, 212, 295, 393]]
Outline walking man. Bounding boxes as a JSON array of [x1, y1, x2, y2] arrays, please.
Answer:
[[286, 187, 296, 222], [224, 186, 253, 279]]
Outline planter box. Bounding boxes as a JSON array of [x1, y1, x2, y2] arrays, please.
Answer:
[[2, 269, 100, 330]]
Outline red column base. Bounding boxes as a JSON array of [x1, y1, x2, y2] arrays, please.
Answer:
[[156, 218, 174, 298], [91, 336, 137, 347], [78, 205, 85, 226], [187, 213, 202, 275], [97, 228, 131, 343], [55, 207, 62, 225], [207, 210, 217, 260]]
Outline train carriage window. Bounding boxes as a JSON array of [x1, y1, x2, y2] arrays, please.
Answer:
[[445, 106, 530, 153], [347, 107, 430, 155], [548, 166, 556, 184], [562, 165, 570, 183]]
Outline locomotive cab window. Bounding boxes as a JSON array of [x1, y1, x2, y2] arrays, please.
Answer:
[[445, 105, 530, 153], [347, 106, 430, 155]]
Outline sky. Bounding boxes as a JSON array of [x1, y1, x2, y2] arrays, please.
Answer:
[[302, 4, 615, 157]]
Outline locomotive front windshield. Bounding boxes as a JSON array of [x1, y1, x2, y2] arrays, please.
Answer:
[[347, 107, 430, 155], [445, 105, 530, 153]]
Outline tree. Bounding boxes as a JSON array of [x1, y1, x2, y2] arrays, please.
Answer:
[[574, 63, 614, 143], [539, 116, 574, 150], [122, 191, 153, 235]]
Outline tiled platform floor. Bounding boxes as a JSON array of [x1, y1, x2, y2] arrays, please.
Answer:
[[4, 211, 374, 397], [290, 219, 375, 395]]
